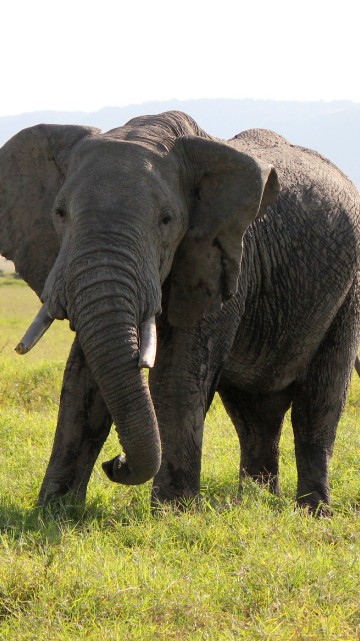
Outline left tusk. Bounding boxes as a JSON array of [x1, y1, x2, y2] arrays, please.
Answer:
[[138, 316, 157, 368], [15, 304, 54, 355]]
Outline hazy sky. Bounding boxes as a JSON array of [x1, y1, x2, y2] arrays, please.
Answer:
[[2, 0, 359, 117]]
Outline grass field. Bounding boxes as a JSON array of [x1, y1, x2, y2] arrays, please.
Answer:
[[0, 274, 359, 640]]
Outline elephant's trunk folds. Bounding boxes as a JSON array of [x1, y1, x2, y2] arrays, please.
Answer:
[[16, 306, 158, 370], [68, 255, 161, 485], [19, 243, 162, 486], [76, 315, 161, 485]]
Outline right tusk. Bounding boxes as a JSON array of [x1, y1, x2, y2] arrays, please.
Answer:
[[15, 304, 54, 355], [138, 316, 157, 368]]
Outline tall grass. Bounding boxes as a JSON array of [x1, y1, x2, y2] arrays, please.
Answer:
[[0, 275, 359, 640]]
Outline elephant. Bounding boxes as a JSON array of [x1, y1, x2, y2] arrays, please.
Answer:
[[149, 128, 359, 515], [0, 111, 278, 496], [0, 111, 359, 514]]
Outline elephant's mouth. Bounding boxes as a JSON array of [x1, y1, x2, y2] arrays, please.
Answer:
[[15, 303, 157, 369]]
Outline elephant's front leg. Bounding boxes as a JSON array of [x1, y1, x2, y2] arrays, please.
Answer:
[[149, 322, 222, 507], [38, 337, 112, 506]]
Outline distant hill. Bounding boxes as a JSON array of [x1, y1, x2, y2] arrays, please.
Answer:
[[1, 99, 359, 187]]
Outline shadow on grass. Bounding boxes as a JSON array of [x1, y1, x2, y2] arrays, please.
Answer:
[[200, 474, 292, 514], [0, 496, 91, 544], [3, 473, 345, 543], [0, 489, 153, 543]]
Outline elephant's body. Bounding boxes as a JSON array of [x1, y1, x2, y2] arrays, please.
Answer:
[[150, 129, 359, 511], [0, 111, 359, 512], [226, 130, 358, 394]]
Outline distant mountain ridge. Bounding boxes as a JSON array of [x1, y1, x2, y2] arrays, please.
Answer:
[[1, 99, 359, 187]]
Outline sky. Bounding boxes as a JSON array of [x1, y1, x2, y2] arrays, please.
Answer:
[[1, 0, 359, 117]]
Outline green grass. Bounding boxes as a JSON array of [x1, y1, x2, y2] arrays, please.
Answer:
[[0, 274, 359, 640]]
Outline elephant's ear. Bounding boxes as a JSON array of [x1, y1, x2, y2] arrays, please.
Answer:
[[168, 137, 280, 328], [0, 124, 99, 296]]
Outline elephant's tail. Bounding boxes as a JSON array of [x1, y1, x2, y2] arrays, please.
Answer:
[[355, 356, 360, 377]]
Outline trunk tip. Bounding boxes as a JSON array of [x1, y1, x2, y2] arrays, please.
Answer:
[[102, 453, 160, 485], [15, 342, 28, 355], [102, 455, 132, 484]]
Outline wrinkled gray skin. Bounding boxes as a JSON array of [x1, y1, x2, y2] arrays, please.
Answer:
[[0, 112, 359, 514], [152, 129, 360, 515], [0, 112, 277, 501]]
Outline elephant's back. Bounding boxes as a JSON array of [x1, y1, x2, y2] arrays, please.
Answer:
[[223, 128, 359, 394], [229, 128, 359, 220]]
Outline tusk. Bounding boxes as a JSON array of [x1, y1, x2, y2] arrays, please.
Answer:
[[138, 316, 157, 368], [15, 304, 54, 355]]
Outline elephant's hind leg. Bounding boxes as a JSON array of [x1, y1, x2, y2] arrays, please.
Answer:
[[38, 338, 112, 506], [217, 384, 293, 496], [291, 283, 360, 513]]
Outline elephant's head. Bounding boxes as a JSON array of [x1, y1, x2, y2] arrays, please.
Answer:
[[0, 111, 279, 486]]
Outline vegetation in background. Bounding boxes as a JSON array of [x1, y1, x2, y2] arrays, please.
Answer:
[[0, 275, 359, 640]]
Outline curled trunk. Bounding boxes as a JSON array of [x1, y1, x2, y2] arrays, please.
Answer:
[[65, 250, 162, 485], [33, 224, 163, 486], [76, 312, 161, 484], [16, 299, 161, 485]]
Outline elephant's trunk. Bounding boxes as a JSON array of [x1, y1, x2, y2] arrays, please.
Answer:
[[37, 231, 162, 485], [16, 304, 157, 370], [79, 318, 161, 485], [69, 252, 161, 484]]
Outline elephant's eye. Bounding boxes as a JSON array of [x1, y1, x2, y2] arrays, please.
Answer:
[[54, 206, 66, 220], [160, 211, 172, 226]]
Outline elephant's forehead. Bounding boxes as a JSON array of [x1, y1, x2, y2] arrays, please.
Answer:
[[69, 137, 159, 175], [65, 138, 179, 205], [62, 139, 178, 211]]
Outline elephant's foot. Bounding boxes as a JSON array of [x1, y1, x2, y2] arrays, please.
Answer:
[[296, 487, 332, 517], [151, 459, 201, 511], [38, 451, 100, 508], [37, 477, 87, 508], [151, 484, 200, 512], [297, 500, 332, 518], [240, 469, 280, 496]]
